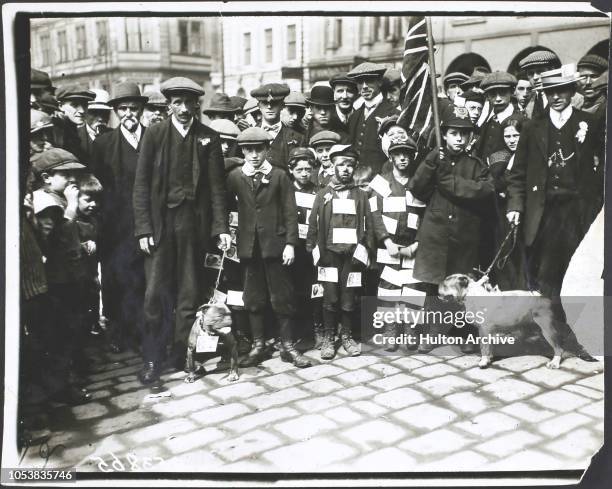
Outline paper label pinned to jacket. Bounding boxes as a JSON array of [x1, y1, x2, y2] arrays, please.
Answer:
[[407, 213, 419, 229], [196, 333, 219, 353], [311, 283, 324, 298], [378, 287, 402, 297], [312, 245, 320, 265], [332, 198, 356, 215], [353, 243, 369, 266], [397, 269, 419, 284], [347, 272, 362, 287], [401, 286, 426, 306], [318, 267, 339, 282], [369, 196, 378, 212], [369, 174, 392, 197], [298, 223, 309, 239], [402, 256, 415, 269], [382, 215, 398, 234], [383, 196, 407, 213], [377, 248, 401, 265], [212, 289, 227, 304], [295, 192, 316, 209], [226, 290, 244, 306], [229, 211, 239, 227], [332, 228, 358, 244], [380, 266, 403, 287]]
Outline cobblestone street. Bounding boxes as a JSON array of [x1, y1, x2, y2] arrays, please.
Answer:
[[20, 342, 604, 475]]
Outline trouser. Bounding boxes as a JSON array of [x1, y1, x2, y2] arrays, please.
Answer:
[[322, 251, 361, 313], [142, 202, 202, 363], [293, 243, 322, 340]]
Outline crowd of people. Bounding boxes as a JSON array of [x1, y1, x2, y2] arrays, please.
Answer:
[[21, 48, 607, 410]]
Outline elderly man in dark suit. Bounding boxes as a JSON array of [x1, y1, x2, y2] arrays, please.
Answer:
[[90, 82, 149, 354], [346, 62, 399, 177], [133, 77, 230, 384], [252, 83, 305, 169]]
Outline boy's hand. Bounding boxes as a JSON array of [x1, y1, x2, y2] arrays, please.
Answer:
[[64, 183, 79, 205], [139, 235, 155, 254], [282, 244, 295, 266], [83, 240, 97, 255], [217, 233, 232, 251], [399, 242, 418, 258], [236, 119, 251, 131], [384, 238, 399, 258]]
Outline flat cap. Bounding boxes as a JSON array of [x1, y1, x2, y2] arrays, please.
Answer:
[[388, 139, 417, 154], [210, 119, 241, 140], [229, 95, 247, 110], [463, 89, 485, 104], [243, 98, 260, 114], [108, 82, 148, 106], [480, 71, 517, 91], [519, 50, 561, 70], [31, 109, 54, 133], [288, 147, 316, 166], [143, 89, 167, 107], [329, 144, 358, 160], [306, 85, 335, 106], [309, 130, 341, 147], [441, 106, 474, 130], [31, 147, 86, 173], [31, 68, 54, 90], [160, 77, 205, 97], [383, 68, 402, 86], [32, 190, 64, 215], [461, 66, 490, 89], [378, 115, 401, 136], [347, 62, 387, 79], [329, 72, 357, 89], [88, 88, 112, 110], [236, 126, 272, 145], [251, 83, 290, 102], [284, 91, 307, 108], [443, 72, 469, 87], [577, 54, 608, 73], [55, 84, 95, 103]]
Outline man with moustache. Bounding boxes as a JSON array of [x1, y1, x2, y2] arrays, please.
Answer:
[[133, 77, 230, 384], [141, 89, 168, 127], [329, 73, 358, 132], [78, 89, 112, 165], [251, 83, 305, 169], [90, 82, 149, 354], [346, 62, 399, 176]]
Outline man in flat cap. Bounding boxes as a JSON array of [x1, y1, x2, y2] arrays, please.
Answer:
[[576, 54, 608, 113], [141, 89, 168, 127], [78, 89, 112, 165], [329, 72, 358, 131], [346, 62, 399, 176], [133, 76, 230, 384], [90, 82, 149, 355], [281, 91, 308, 135], [305, 85, 349, 143], [250, 83, 305, 169], [518, 50, 562, 119], [443, 72, 469, 104]]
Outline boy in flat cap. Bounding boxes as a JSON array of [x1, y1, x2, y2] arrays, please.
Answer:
[[346, 62, 399, 176], [281, 91, 308, 135], [329, 73, 358, 131], [227, 127, 311, 368], [251, 83, 305, 169], [309, 130, 341, 189], [133, 76, 231, 384], [90, 82, 149, 354], [306, 144, 375, 359]]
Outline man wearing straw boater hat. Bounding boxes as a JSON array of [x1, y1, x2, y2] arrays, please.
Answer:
[[133, 76, 230, 384], [90, 82, 149, 354]]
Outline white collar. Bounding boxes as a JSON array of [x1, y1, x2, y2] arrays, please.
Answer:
[[488, 103, 514, 123], [86, 124, 97, 141], [120, 124, 142, 149], [363, 92, 383, 111], [549, 105, 573, 129], [171, 114, 194, 138], [336, 105, 350, 124]]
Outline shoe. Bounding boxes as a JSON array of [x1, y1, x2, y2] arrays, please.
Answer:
[[340, 327, 360, 356], [138, 362, 160, 385], [313, 323, 324, 350], [320, 332, 336, 360], [239, 339, 266, 367], [236, 334, 252, 355], [383, 324, 399, 352], [279, 341, 312, 368]]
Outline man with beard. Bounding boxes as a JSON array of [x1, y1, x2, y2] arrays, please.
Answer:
[[346, 62, 399, 176], [304, 85, 349, 143], [141, 89, 168, 127], [90, 82, 149, 354], [133, 77, 230, 384], [78, 89, 112, 165], [251, 83, 305, 169], [576, 54, 608, 114], [329, 73, 358, 132]]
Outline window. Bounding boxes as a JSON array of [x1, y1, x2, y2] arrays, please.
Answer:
[[178, 20, 189, 54], [190, 21, 201, 54], [126, 18, 142, 51], [96, 20, 108, 56], [57, 30, 68, 62], [325, 18, 342, 50], [335, 19, 343, 47], [244, 32, 251, 65], [264, 28, 273, 63], [75, 25, 87, 59], [40, 34, 50, 65], [286, 24, 296, 60]]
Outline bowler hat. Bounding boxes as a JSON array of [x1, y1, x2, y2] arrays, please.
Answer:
[[309, 130, 341, 147], [306, 85, 335, 106], [519, 50, 561, 71], [329, 72, 357, 89], [143, 89, 167, 108], [441, 106, 474, 130], [203, 93, 240, 114], [31, 68, 55, 91], [31, 148, 86, 173], [236, 127, 272, 145], [284, 91, 307, 108], [160, 77, 205, 98], [480, 71, 517, 92], [251, 83, 290, 102], [347, 62, 387, 80], [108, 82, 148, 106], [329, 144, 358, 160], [56, 85, 95, 103], [210, 119, 241, 140]]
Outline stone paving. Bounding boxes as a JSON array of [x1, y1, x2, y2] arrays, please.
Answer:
[[19, 341, 604, 476]]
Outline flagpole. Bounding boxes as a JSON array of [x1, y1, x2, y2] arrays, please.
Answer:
[[426, 17, 442, 152]]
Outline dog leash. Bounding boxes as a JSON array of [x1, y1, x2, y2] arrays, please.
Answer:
[[208, 250, 227, 305], [478, 223, 518, 278]]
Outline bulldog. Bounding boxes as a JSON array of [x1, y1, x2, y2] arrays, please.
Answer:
[[185, 303, 239, 383], [438, 274, 596, 369]]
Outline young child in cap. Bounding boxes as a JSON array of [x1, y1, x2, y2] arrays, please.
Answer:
[[308, 130, 341, 189], [287, 147, 323, 348], [408, 106, 494, 353], [226, 127, 311, 368], [306, 144, 375, 359]]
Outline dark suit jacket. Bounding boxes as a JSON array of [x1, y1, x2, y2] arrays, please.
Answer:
[[265, 125, 305, 169], [226, 166, 298, 259], [506, 108, 603, 246], [475, 110, 528, 161], [132, 118, 229, 250], [78, 124, 111, 167], [347, 99, 399, 175]]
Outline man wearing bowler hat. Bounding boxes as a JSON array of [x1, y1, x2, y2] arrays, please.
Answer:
[[329, 72, 358, 131], [90, 82, 149, 354], [305, 85, 349, 143], [133, 77, 230, 384], [346, 62, 399, 177], [251, 83, 305, 169]]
